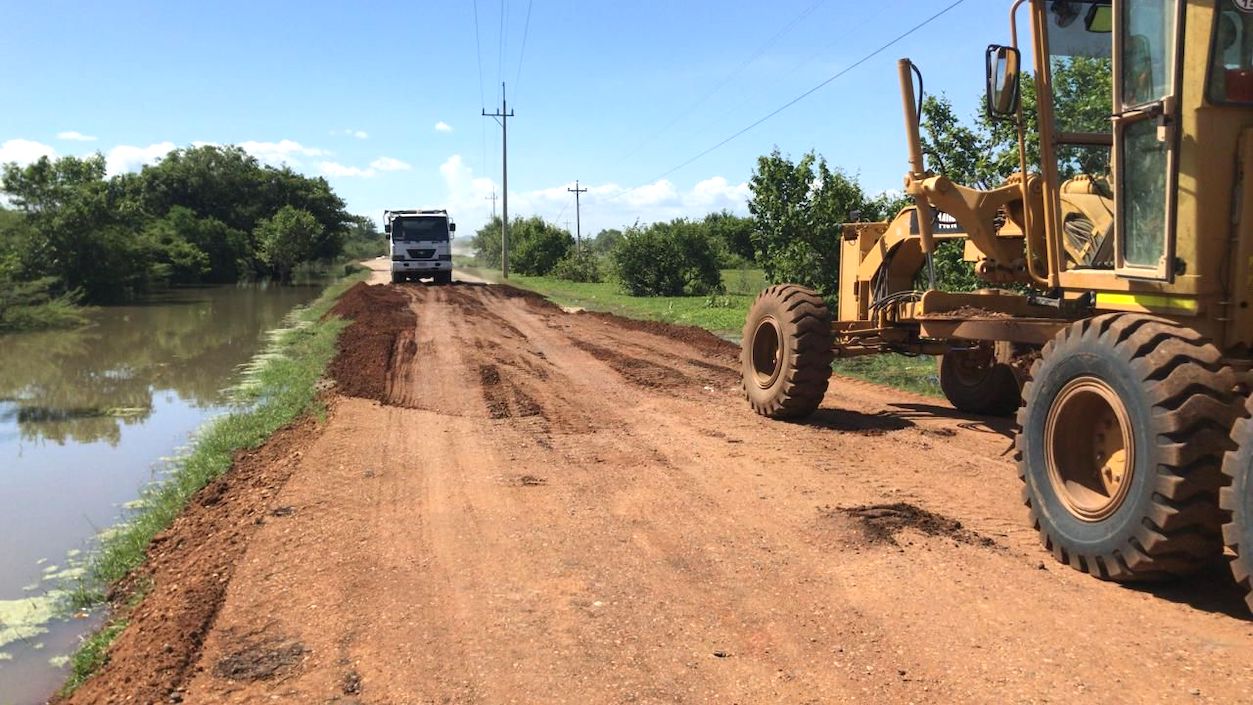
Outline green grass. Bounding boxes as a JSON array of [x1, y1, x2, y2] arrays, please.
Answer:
[[61, 621, 128, 693], [59, 268, 368, 695], [832, 354, 942, 397]]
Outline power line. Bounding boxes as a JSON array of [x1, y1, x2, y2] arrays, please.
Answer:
[[472, 0, 486, 110], [620, 0, 969, 195], [617, 0, 828, 161], [497, 0, 509, 87], [514, 0, 535, 96]]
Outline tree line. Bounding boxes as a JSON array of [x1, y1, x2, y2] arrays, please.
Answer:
[[0, 145, 382, 330]]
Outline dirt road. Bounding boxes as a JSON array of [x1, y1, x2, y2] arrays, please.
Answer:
[[65, 281, 1253, 705]]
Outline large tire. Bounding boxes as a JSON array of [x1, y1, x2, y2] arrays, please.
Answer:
[[740, 284, 834, 419], [938, 346, 1021, 416], [1016, 314, 1238, 580], [390, 272, 402, 284], [435, 271, 453, 285], [1221, 397, 1253, 610]]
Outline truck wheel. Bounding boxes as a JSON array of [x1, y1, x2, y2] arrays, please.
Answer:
[[1221, 398, 1253, 610], [435, 271, 453, 285], [741, 284, 833, 419], [1016, 314, 1238, 580], [938, 346, 1021, 416], [390, 272, 401, 284]]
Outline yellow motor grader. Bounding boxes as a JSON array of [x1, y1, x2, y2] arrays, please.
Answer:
[[741, 0, 1253, 607]]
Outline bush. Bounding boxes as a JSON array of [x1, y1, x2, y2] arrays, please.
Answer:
[[511, 217, 573, 276], [612, 219, 723, 297], [551, 248, 602, 282]]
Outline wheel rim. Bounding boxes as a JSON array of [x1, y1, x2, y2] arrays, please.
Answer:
[[751, 316, 783, 389], [1044, 376, 1135, 522]]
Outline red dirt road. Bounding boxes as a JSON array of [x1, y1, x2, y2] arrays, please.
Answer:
[[65, 281, 1253, 704]]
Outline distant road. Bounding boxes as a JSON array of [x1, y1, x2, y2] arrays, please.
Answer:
[[361, 256, 491, 286]]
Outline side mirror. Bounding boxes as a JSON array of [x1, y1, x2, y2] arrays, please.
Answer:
[[449, 222, 457, 233], [1084, 3, 1112, 33], [985, 44, 1021, 120]]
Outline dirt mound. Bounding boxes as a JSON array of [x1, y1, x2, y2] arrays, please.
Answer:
[[825, 502, 997, 548], [326, 283, 415, 402], [58, 414, 324, 705], [580, 311, 738, 361]]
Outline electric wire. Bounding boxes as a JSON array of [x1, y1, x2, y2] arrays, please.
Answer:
[[472, 0, 489, 178], [616, 0, 828, 161], [613, 0, 970, 200], [498, 0, 509, 88], [514, 0, 535, 98]]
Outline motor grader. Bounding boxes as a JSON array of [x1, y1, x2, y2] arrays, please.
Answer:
[[741, 0, 1253, 608]]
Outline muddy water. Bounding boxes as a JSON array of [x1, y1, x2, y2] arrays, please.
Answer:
[[0, 284, 323, 703]]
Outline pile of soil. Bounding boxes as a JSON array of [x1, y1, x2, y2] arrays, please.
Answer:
[[580, 311, 738, 362], [326, 283, 416, 402], [827, 502, 998, 548]]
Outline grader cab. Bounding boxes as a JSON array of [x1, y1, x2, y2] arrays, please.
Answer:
[[742, 0, 1253, 607]]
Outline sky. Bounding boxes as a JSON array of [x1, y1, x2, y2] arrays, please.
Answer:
[[0, 0, 1015, 243]]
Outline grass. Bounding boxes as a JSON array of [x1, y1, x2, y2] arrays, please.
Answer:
[[458, 263, 941, 397], [458, 266, 759, 334], [59, 268, 368, 695]]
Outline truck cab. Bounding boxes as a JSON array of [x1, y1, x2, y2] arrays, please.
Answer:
[[386, 209, 455, 284]]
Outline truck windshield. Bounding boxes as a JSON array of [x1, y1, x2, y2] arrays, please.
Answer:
[[392, 218, 449, 242]]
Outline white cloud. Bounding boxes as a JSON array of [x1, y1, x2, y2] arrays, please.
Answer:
[[319, 161, 375, 178], [239, 139, 326, 167], [351, 130, 368, 139], [370, 156, 411, 172], [56, 131, 97, 142], [434, 121, 453, 133], [434, 154, 749, 244], [106, 142, 176, 175], [0, 139, 56, 166]]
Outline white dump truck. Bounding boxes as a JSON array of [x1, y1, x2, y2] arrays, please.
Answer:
[[385, 209, 455, 284]]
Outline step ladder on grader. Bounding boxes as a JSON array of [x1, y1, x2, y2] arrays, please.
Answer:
[[741, 0, 1253, 608]]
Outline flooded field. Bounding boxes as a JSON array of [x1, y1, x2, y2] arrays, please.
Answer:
[[0, 283, 323, 703]]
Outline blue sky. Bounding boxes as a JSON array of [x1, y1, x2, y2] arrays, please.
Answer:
[[0, 0, 1011, 239]]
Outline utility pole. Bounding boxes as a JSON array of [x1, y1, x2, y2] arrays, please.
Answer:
[[483, 82, 514, 278], [567, 179, 588, 248], [485, 191, 498, 220]]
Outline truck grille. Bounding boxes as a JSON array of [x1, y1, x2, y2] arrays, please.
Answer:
[[406, 248, 436, 259]]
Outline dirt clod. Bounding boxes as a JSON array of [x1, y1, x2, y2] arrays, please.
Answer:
[[827, 503, 997, 548], [213, 637, 306, 682]]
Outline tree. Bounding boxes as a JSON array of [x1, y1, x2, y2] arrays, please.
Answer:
[[471, 216, 504, 268], [589, 227, 624, 255], [702, 210, 756, 264], [255, 206, 324, 282], [748, 149, 873, 297], [612, 219, 722, 296], [510, 217, 573, 276]]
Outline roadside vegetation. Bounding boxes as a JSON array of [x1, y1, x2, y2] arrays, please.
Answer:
[[0, 145, 384, 332], [60, 269, 367, 694]]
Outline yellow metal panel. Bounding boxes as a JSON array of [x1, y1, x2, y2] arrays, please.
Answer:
[[1095, 292, 1199, 314]]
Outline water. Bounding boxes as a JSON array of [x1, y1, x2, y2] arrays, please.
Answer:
[[0, 283, 324, 704]]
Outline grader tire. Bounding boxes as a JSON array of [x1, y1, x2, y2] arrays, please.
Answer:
[[938, 348, 1021, 417], [740, 284, 833, 419], [1221, 398, 1253, 611], [1016, 314, 1238, 580]]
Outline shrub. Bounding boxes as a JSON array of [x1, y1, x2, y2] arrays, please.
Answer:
[[551, 248, 602, 282], [612, 219, 723, 297]]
